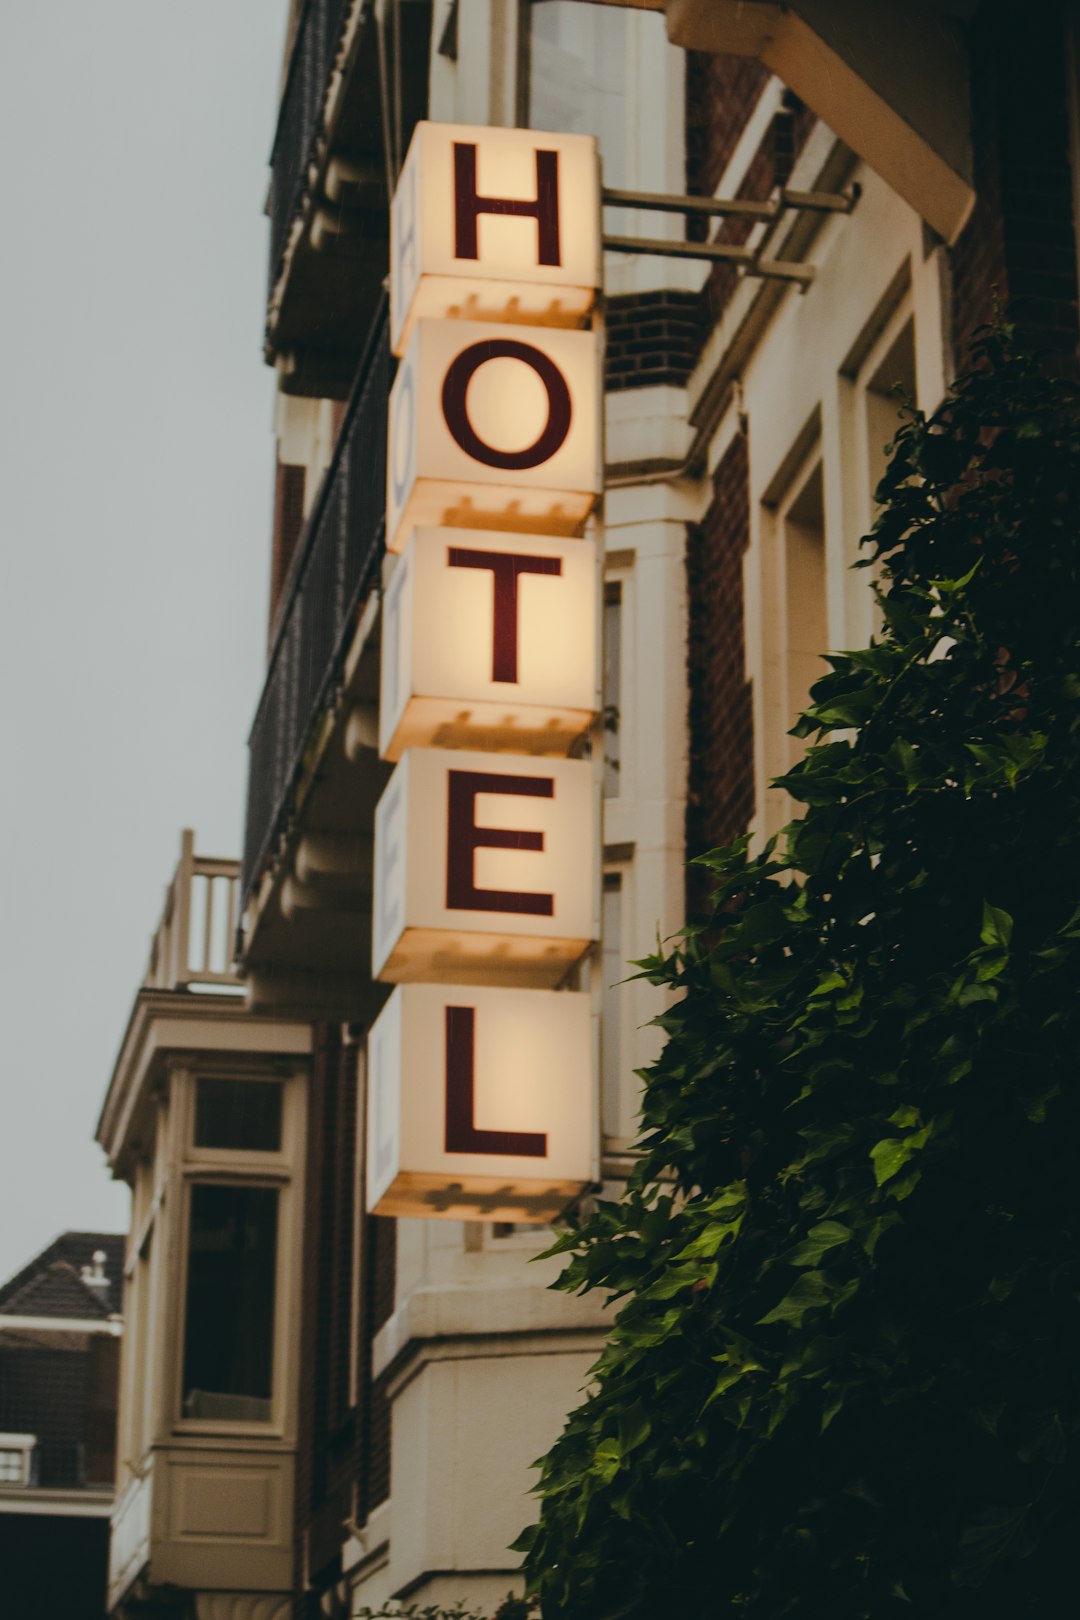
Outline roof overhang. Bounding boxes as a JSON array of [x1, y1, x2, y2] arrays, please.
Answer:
[[590, 0, 976, 244], [96, 990, 312, 1182]]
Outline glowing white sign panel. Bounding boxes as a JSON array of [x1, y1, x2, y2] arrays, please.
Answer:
[[372, 746, 597, 986], [390, 121, 600, 357], [386, 317, 601, 553], [379, 526, 600, 761], [367, 982, 594, 1222]]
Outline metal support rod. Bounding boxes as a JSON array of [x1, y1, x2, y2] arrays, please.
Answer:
[[601, 184, 858, 220], [781, 186, 859, 213], [604, 233, 755, 266], [602, 234, 816, 286], [602, 185, 778, 223]]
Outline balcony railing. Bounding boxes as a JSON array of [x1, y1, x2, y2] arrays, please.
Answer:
[[242, 305, 390, 908], [145, 830, 243, 991], [268, 0, 352, 292]]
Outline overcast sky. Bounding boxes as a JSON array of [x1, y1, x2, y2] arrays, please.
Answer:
[[0, 2, 290, 1285]]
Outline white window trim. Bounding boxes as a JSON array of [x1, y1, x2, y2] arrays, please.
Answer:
[[169, 1067, 305, 1443], [0, 1434, 37, 1489]]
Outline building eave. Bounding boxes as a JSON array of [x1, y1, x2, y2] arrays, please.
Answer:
[[0, 1485, 114, 1519], [96, 989, 312, 1180]]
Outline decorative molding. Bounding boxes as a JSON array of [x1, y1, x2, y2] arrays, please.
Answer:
[[194, 1594, 292, 1620], [0, 1484, 113, 1518]]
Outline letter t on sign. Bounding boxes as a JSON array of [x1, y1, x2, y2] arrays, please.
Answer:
[[448, 547, 562, 683]]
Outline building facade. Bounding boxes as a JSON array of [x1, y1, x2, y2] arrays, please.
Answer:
[[0, 1230, 123, 1619], [100, 3, 1078, 1618], [97, 834, 311, 1620]]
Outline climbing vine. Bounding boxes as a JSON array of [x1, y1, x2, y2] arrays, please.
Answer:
[[517, 326, 1080, 1618]]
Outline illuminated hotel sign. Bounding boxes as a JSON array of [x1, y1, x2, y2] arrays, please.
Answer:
[[373, 747, 597, 985], [368, 121, 602, 1223], [389, 123, 601, 354], [379, 527, 599, 758], [368, 985, 594, 1222], [387, 317, 601, 549]]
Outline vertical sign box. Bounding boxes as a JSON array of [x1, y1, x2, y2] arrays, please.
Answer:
[[368, 119, 604, 1222], [386, 318, 601, 550], [367, 983, 594, 1222], [372, 748, 598, 986], [379, 526, 600, 759], [390, 122, 601, 356]]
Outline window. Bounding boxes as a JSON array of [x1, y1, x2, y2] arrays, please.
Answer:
[[603, 581, 622, 799], [759, 450, 828, 839], [194, 1077, 282, 1152], [527, 2, 630, 182], [0, 1436, 35, 1488], [181, 1184, 279, 1422], [863, 318, 917, 520], [175, 1065, 303, 1434], [601, 870, 624, 1140], [782, 462, 828, 776]]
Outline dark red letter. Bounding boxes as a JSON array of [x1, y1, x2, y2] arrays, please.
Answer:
[[446, 769, 554, 916], [448, 547, 562, 683], [453, 143, 561, 266], [445, 1005, 547, 1157], [441, 339, 572, 471]]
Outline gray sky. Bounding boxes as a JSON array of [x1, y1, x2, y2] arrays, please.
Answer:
[[0, 2, 290, 1284]]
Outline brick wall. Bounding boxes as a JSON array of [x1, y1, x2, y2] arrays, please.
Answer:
[[686, 51, 771, 203], [294, 1025, 361, 1610], [606, 290, 710, 391], [293, 1025, 398, 1616], [685, 433, 756, 913], [360, 1218, 396, 1517], [700, 92, 819, 323], [604, 68, 817, 398], [951, 0, 1078, 375]]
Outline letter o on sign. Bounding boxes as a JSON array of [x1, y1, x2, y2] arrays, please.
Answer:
[[391, 358, 416, 509], [440, 339, 572, 471]]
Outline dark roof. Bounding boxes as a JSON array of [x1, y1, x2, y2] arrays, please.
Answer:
[[0, 1232, 125, 1319]]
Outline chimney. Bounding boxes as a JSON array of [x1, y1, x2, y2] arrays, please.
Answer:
[[80, 1249, 111, 1299]]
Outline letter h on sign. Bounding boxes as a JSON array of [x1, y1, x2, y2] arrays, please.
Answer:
[[389, 121, 601, 355], [453, 143, 561, 266]]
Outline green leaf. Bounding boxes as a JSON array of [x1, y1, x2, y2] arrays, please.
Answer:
[[617, 1402, 651, 1456], [871, 1123, 932, 1188], [783, 1221, 853, 1268], [758, 1271, 832, 1327], [980, 902, 1014, 949]]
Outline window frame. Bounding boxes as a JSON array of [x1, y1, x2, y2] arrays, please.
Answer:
[[0, 1435, 36, 1490], [171, 1064, 303, 1440]]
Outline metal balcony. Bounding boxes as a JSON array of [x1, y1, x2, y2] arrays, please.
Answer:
[[268, 0, 351, 294], [266, 0, 432, 397], [241, 306, 390, 948]]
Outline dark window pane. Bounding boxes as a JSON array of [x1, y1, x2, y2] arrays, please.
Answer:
[[182, 1184, 278, 1421], [194, 1078, 282, 1152]]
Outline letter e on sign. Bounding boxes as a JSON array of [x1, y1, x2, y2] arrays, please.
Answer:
[[371, 747, 597, 985]]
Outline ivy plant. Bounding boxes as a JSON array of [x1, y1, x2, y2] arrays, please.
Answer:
[[516, 326, 1080, 1618], [355, 1595, 533, 1620]]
